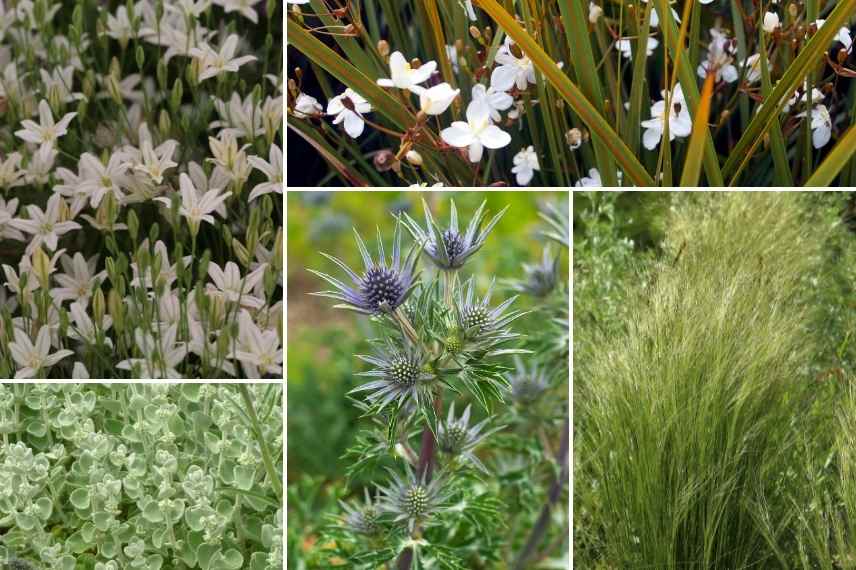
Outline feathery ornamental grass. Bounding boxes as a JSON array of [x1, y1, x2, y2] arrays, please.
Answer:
[[575, 192, 856, 568], [570, 0, 856, 186], [286, 0, 574, 187]]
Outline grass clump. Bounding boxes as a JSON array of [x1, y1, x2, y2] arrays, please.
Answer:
[[575, 192, 856, 569]]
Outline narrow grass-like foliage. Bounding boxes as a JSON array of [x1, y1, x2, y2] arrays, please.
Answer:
[[576, 193, 831, 568]]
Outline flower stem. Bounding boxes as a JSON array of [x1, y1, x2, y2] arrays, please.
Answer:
[[237, 385, 283, 501], [512, 417, 569, 570], [397, 393, 442, 570]]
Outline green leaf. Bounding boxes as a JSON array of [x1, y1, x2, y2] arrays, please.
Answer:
[[804, 123, 856, 186], [680, 73, 715, 187], [722, 0, 856, 182], [70, 488, 91, 510], [474, 0, 655, 186], [234, 464, 256, 491]]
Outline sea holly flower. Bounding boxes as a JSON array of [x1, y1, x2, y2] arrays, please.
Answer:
[[310, 222, 421, 315], [400, 198, 507, 271], [511, 145, 540, 186], [798, 104, 833, 148], [351, 340, 435, 411], [641, 84, 692, 150], [491, 37, 536, 92], [340, 489, 383, 536], [440, 100, 512, 163], [454, 277, 525, 353], [10, 194, 81, 254], [437, 402, 497, 473], [471, 84, 513, 123], [377, 463, 449, 532], [506, 356, 550, 404], [417, 83, 460, 116], [8, 325, 73, 379], [508, 245, 560, 297], [377, 51, 437, 93], [327, 88, 373, 139], [190, 34, 257, 82], [14, 100, 76, 150]]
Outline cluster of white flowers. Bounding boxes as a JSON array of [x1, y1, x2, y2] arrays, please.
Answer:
[[291, 23, 545, 186], [0, 0, 283, 378], [577, 1, 855, 185]]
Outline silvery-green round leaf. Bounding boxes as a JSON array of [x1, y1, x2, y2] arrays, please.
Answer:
[[234, 465, 255, 490], [35, 496, 52, 519], [70, 488, 90, 510], [14, 512, 37, 531]]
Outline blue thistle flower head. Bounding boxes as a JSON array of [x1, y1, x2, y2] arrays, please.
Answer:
[[437, 402, 498, 473], [351, 341, 435, 412], [339, 488, 383, 536], [309, 221, 421, 315], [401, 199, 508, 270], [507, 356, 550, 404], [377, 463, 448, 532], [510, 245, 560, 298], [454, 278, 526, 353]]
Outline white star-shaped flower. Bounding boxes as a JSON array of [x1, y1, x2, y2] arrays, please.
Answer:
[[155, 173, 230, 236], [10, 194, 81, 254], [190, 34, 257, 82], [14, 100, 77, 150], [9, 325, 73, 379], [248, 144, 283, 202]]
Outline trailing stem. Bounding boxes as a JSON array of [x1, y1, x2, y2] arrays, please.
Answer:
[[513, 417, 569, 570], [237, 384, 283, 501]]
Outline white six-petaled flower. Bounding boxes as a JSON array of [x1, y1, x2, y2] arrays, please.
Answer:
[[10, 194, 81, 254], [9, 325, 73, 379], [155, 173, 230, 236], [248, 144, 283, 201], [190, 34, 257, 82], [14, 100, 77, 150]]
